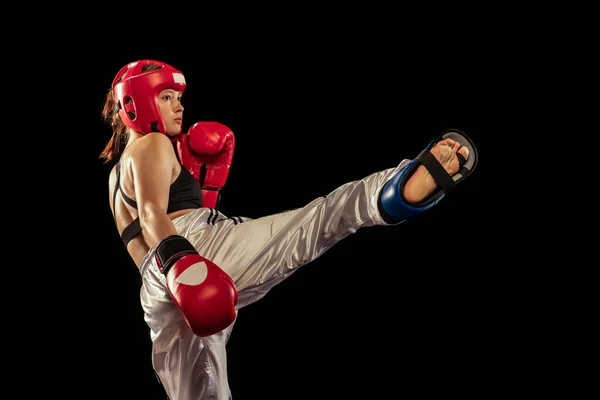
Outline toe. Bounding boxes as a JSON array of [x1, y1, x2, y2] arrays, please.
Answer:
[[458, 146, 469, 160], [457, 146, 469, 166]]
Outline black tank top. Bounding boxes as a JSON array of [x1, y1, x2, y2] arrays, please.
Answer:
[[113, 161, 203, 246]]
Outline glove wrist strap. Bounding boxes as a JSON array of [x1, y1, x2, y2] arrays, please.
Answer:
[[155, 235, 197, 275]]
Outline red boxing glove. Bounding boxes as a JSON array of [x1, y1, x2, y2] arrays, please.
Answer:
[[177, 121, 235, 209], [155, 235, 238, 337]]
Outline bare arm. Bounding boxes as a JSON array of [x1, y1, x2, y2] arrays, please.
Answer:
[[130, 133, 179, 249]]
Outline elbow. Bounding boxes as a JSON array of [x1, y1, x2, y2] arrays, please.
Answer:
[[138, 202, 166, 230]]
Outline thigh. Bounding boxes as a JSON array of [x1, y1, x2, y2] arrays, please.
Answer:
[[192, 209, 303, 292]]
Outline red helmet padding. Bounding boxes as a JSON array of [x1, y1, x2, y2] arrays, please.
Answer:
[[112, 60, 186, 135]]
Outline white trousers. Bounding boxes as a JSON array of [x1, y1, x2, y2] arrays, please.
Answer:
[[139, 161, 407, 400]]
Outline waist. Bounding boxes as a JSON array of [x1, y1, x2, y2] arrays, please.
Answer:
[[167, 199, 203, 214], [168, 208, 198, 220], [129, 208, 199, 267]]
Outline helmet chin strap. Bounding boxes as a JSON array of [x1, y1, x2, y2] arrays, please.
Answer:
[[144, 121, 180, 142]]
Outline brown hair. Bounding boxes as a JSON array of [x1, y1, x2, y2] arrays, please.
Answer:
[[98, 63, 162, 164]]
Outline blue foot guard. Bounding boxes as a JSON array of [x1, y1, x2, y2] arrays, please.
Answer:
[[378, 129, 478, 223]]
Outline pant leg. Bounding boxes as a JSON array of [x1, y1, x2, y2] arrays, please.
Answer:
[[140, 249, 237, 400], [180, 162, 408, 309], [141, 161, 409, 399]]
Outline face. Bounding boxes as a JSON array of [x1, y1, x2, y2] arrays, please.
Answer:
[[158, 89, 184, 136]]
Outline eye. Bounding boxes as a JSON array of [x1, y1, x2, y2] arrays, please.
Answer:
[[162, 94, 172, 101]]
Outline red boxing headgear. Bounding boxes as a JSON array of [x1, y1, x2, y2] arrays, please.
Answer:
[[112, 60, 186, 135]]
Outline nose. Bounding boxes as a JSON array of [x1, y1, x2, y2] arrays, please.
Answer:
[[175, 101, 184, 114]]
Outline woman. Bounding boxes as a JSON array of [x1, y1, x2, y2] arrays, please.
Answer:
[[99, 59, 476, 400]]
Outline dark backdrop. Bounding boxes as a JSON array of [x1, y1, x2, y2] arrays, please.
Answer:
[[67, 39, 513, 400]]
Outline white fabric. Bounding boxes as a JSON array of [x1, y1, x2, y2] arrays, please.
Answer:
[[139, 161, 408, 399]]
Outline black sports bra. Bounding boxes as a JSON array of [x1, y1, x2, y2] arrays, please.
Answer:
[[112, 161, 203, 246]]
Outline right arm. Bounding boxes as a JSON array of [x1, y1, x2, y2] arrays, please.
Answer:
[[130, 132, 238, 337], [130, 132, 179, 249]]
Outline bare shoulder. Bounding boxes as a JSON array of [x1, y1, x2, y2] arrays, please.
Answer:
[[127, 133, 178, 177], [138, 132, 172, 149], [128, 133, 175, 159]]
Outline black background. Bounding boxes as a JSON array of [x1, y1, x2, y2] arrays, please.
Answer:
[[44, 26, 533, 399]]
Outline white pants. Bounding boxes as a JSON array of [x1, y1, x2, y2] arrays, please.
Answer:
[[139, 161, 408, 400]]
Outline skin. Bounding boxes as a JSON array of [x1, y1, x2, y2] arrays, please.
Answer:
[[403, 139, 469, 203], [109, 88, 470, 269], [109, 89, 194, 268]]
